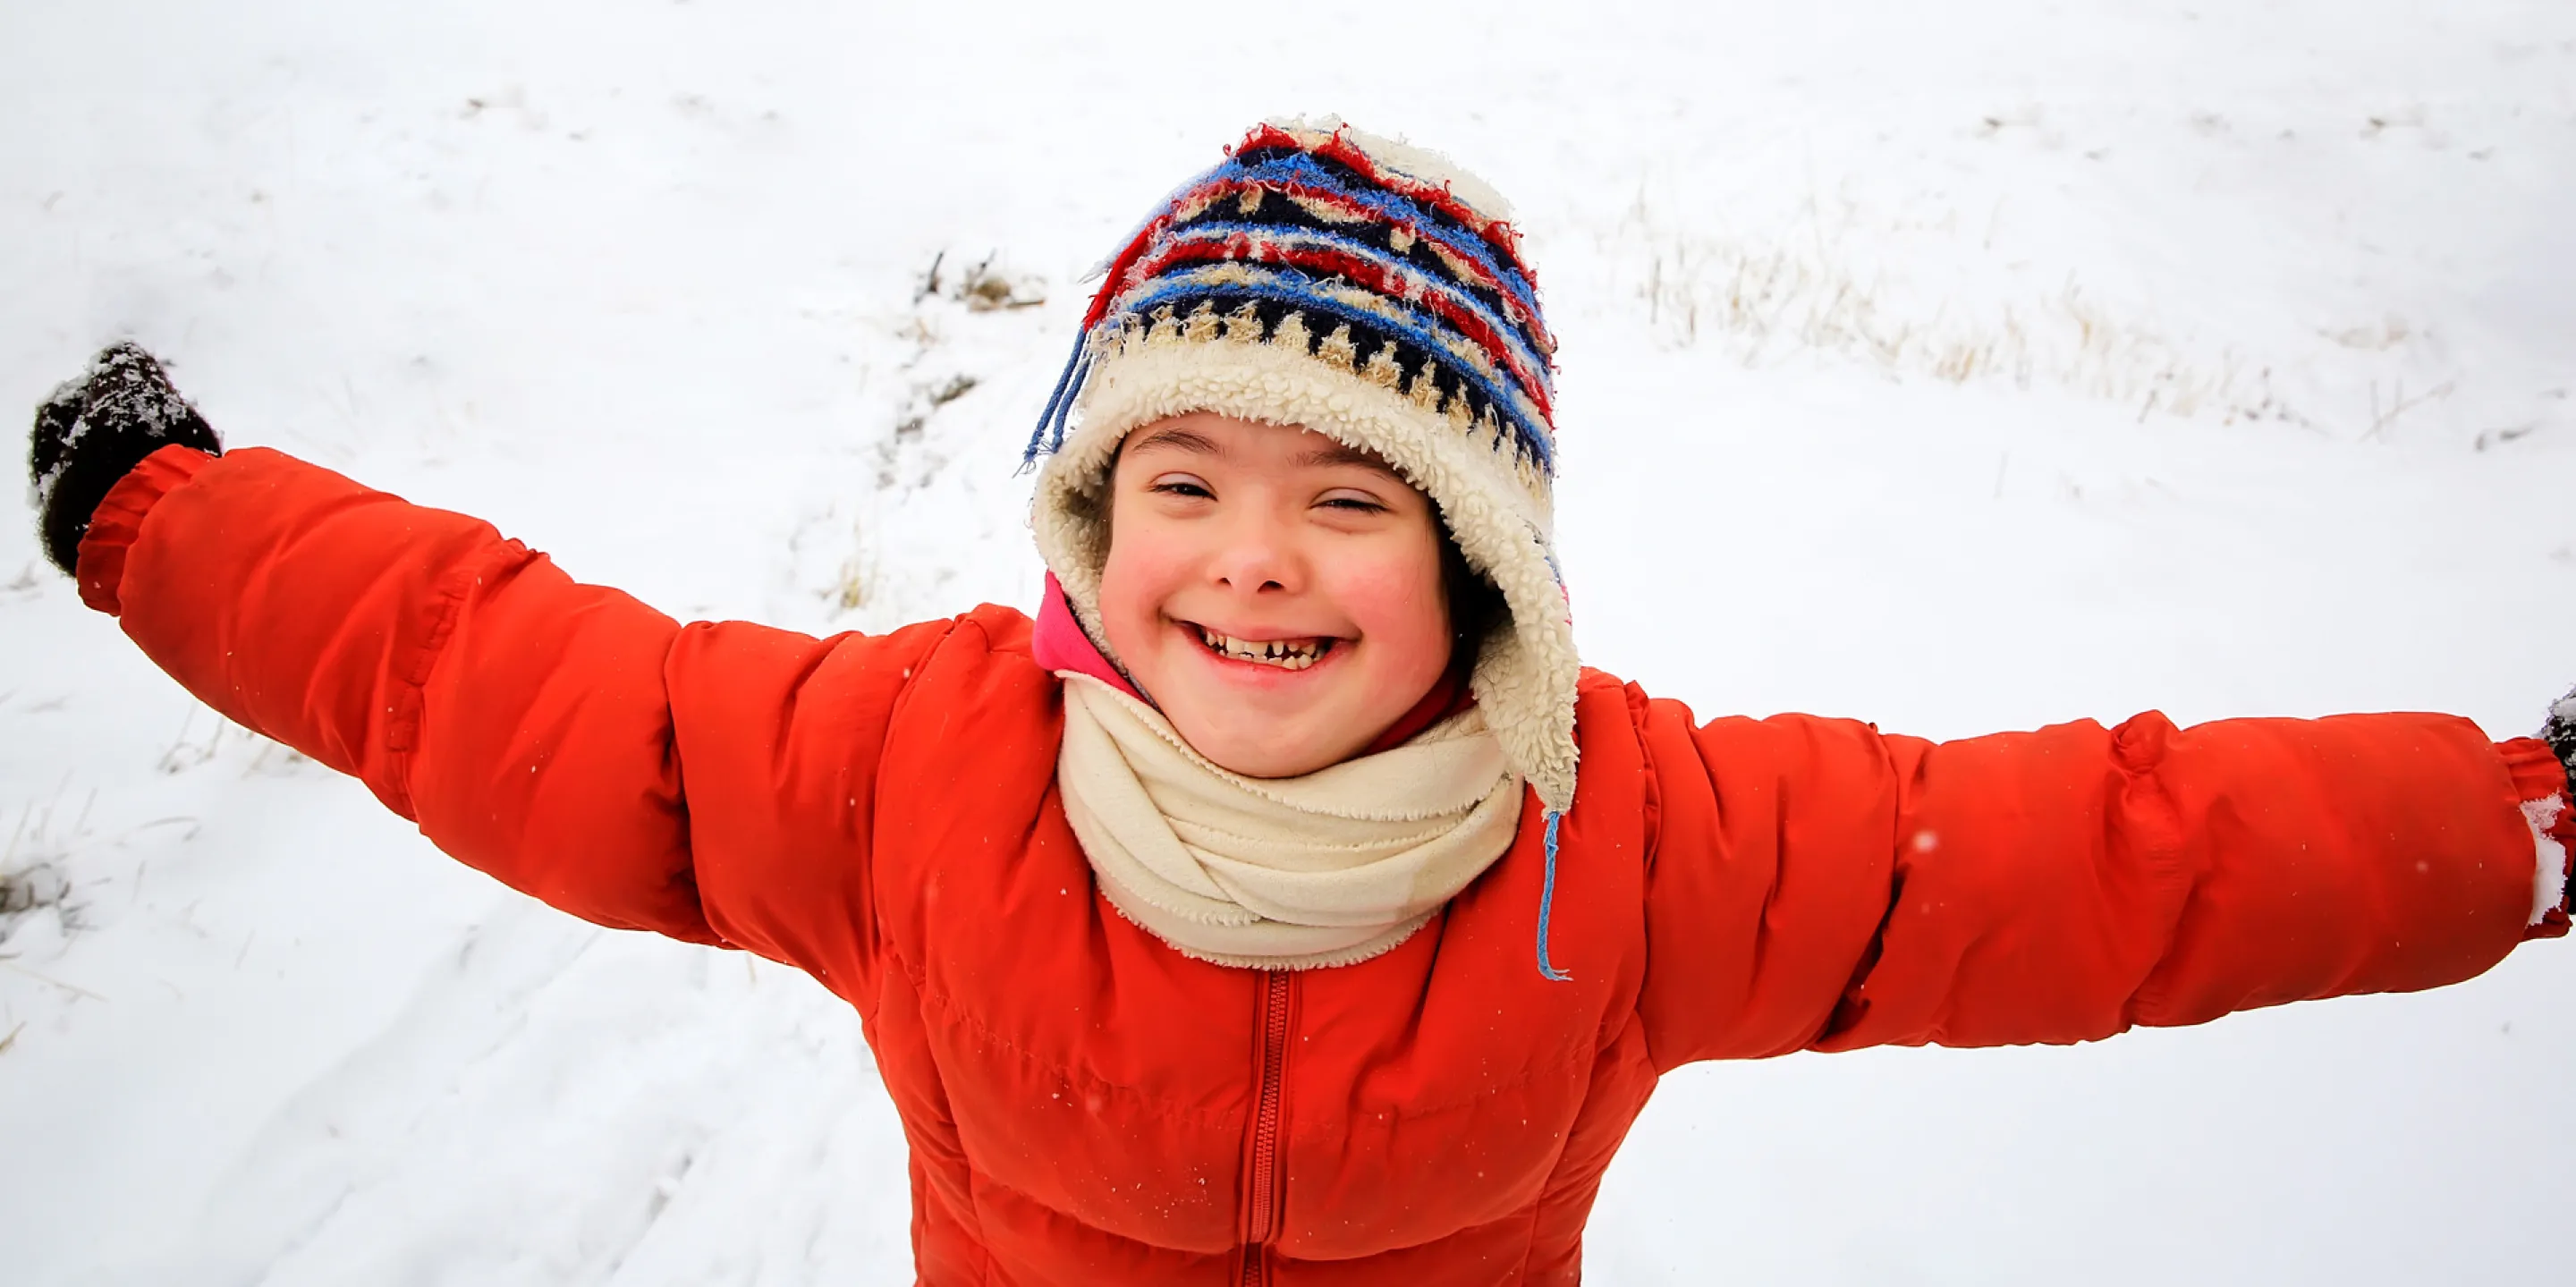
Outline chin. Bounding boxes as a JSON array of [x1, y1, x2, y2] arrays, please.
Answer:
[[1174, 710, 1349, 779]]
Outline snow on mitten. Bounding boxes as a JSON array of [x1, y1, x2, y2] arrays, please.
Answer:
[[27, 342, 222, 575]]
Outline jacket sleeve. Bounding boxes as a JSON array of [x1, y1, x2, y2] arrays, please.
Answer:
[[77, 445, 949, 968], [1627, 689, 2570, 1069]]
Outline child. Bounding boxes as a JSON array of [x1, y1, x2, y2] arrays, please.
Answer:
[[27, 120, 2575, 1286]]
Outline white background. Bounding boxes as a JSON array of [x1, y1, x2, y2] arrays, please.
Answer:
[[3, 1, 2572, 1282]]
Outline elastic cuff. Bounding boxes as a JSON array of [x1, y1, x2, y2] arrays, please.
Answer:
[[75, 445, 216, 615], [2497, 737, 2573, 939]]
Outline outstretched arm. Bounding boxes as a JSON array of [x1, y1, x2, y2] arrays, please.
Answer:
[[1629, 692, 2572, 1068], [30, 345, 956, 992], [65, 411, 724, 946]]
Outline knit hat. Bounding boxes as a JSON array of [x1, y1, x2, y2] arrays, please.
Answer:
[[1025, 117, 1579, 814]]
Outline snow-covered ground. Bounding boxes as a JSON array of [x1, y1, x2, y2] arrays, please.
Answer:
[[3, 1, 2572, 1282]]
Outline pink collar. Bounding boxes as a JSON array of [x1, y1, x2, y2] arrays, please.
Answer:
[[1033, 572, 1148, 702]]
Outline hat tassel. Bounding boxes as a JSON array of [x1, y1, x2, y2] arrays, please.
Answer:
[[1022, 331, 1097, 468], [1535, 809, 1571, 982]]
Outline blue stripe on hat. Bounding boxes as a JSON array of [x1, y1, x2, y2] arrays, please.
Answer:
[[1141, 221, 1555, 405], [1211, 151, 1546, 327], [1106, 270, 1556, 470]]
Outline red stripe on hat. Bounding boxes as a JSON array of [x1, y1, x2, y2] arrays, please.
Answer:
[[1124, 235, 1555, 420], [1233, 123, 1533, 275], [1086, 129, 1557, 361], [1134, 175, 1558, 359], [1081, 216, 1177, 331]]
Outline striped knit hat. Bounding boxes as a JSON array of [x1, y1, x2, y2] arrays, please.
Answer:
[[1026, 117, 1579, 815]]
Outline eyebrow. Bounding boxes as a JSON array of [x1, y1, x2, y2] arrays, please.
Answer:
[[1126, 427, 1223, 456], [1293, 438, 1407, 479], [1125, 427, 1408, 482]]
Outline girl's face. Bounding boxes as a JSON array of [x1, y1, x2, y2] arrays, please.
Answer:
[[1098, 412, 1454, 778]]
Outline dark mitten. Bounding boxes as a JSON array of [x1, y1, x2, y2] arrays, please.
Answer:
[[27, 342, 222, 574], [2539, 690, 2576, 917], [2543, 688, 2576, 799]]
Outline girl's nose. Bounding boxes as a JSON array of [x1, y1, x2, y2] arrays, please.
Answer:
[[1208, 511, 1303, 596]]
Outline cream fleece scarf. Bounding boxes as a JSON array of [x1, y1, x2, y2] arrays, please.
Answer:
[[1055, 673, 1526, 970]]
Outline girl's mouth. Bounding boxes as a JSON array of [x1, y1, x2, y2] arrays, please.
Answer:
[[1191, 624, 1337, 671]]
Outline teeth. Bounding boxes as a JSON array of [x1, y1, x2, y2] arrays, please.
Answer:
[[1195, 626, 1328, 670]]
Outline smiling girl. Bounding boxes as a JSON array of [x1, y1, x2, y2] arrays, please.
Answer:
[[1097, 415, 1472, 778], [27, 119, 2575, 1285]]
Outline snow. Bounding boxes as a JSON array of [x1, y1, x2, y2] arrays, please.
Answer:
[[3, 0, 2572, 1282], [2524, 798, 2568, 927]]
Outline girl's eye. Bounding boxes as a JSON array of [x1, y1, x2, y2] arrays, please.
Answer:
[[1318, 490, 1387, 514], [1148, 475, 1214, 500]]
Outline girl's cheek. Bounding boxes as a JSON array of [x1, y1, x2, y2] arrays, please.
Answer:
[[1100, 525, 1199, 643], [1332, 551, 1450, 669]]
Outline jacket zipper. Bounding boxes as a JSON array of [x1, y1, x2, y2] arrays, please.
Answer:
[[1241, 969, 1292, 1287]]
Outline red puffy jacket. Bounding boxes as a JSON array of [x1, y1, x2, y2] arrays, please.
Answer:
[[78, 445, 2570, 1285]]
